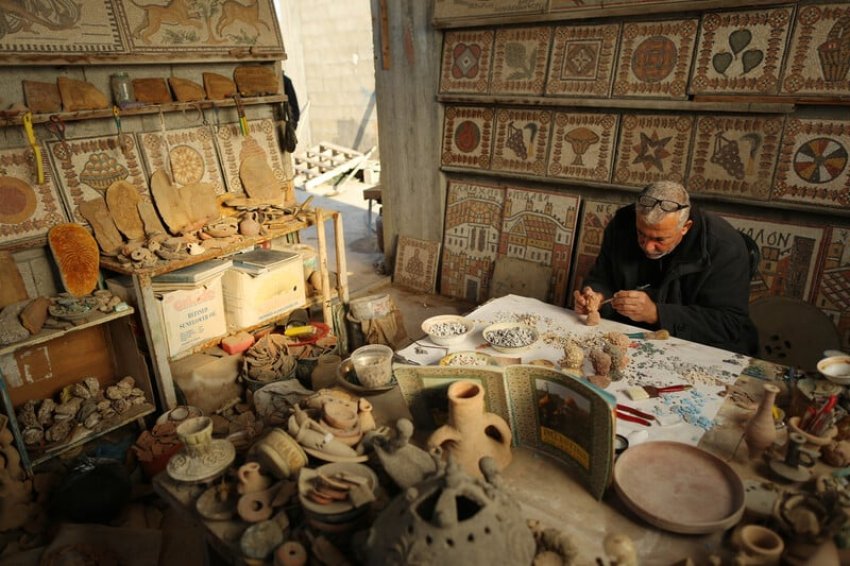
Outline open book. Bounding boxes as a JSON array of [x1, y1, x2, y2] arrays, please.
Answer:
[[393, 363, 616, 500]]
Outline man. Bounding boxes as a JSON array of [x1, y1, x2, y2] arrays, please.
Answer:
[[573, 181, 758, 355]]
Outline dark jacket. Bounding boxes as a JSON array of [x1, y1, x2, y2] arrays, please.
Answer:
[[584, 204, 758, 355]]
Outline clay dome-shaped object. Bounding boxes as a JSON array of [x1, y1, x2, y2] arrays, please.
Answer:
[[363, 457, 535, 565]]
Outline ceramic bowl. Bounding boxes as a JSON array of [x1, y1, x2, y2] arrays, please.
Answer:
[[482, 322, 539, 354], [438, 351, 494, 367], [817, 355, 850, 385], [350, 344, 394, 388], [335, 358, 396, 394], [421, 315, 474, 346]]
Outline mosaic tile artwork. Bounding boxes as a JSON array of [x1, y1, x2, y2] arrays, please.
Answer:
[[690, 7, 794, 95], [138, 125, 226, 194], [773, 118, 850, 208], [441, 106, 494, 170], [689, 115, 784, 201], [215, 118, 294, 204], [439, 29, 494, 94], [433, 0, 546, 23], [781, 3, 850, 97], [722, 213, 827, 302], [498, 188, 580, 306], [491, 108, 552, 176], [812, 225, 850, 351], [613, 18, 699, 99], [0, 147, 68, 247], [46, 134, 148, 224], [568, 200, 623, 303], [491, 26, 552, 95], [545, 22, 619, 98], [440, 180, 506, 303], [393, 235, 441, 294], [548, 112, 618, 182], [613, 114, 695, 187]]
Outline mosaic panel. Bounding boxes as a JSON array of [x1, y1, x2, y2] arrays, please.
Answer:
[[613, 114, 695, 187], [138, 125, 225, 194], [613, 18, 699, 99], [491, 26, 552, 95], [689, 115, 784, 201], [498, 188, 580, 306], [773, 118, 850, 208], [569, 200, 622, 303], [548, 112, 618, 183], [393, 235, 441, 294], [690, 7, 794, 95], [440, 181, 505, 303], [492, 108, 552, 176], [433, 0, 546, 23], [545, 22, 619, 98], [812, 225, 850, 352], [441, 106, 494, 170], [781, 3, 850, 97], [439, 29, 494, 94]]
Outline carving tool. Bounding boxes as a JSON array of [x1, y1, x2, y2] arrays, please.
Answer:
[[22, 112, 44, 184], [616, 404, 656, 422], [234, 94, 249, 136], [626, 329, 670, 340], [600, 284, 651, 306], [616, 407, 652, 427], [625, 384, 692, 401]]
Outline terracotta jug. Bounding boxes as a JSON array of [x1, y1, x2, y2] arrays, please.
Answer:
[[427, 380, 513, 477], [745, 382, 780, 460], [311, 354, 341, 390], [239, 211, 261, 236], [238, 462, 271, 494]]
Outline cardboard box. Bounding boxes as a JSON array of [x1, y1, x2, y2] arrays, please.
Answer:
[[155, 274, 227, 358], [222, 252, 306, 330]]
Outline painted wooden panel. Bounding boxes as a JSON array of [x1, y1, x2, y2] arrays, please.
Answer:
[[491, 108, 552, 176], [394, 235, 441, 294], [690, 7, 794, 95], [569, 200, 622, 303], [781, 3, 850, 97], [441, 106, 495, 170], [545, 23, 619, 98], [491, 26, 552, 96], [613, 113, 695, 187], [439, 29, 494, 94], [138, 125, 226, 194], [548, 112, 618, 183], [812, 225, 850, 352]]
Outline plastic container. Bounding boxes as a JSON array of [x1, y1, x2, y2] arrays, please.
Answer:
[[110, 72, 134, 107], [350, 344, 394, 388]]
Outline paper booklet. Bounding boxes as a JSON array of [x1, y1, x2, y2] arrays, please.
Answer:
[[393, 363, 616, 500]]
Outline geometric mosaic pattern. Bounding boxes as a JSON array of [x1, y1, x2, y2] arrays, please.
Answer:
[[812, 225, 850, 352], [138, 125, 226, 194], [492, 108, 551, 176], [394, 235, 441, 294], [441, 106, 495, 170], [773, 118, 850, 208], [781, 3, 850, 97], [613, 114, 695, 187], [491, 26, 552, 95], [440, 29, 495, 94], [569, 200, 623, 303], [546, 23, 619, 98], [690, 7, 793, 95], [613, 18, 699, 99], [689, 115, 784, 201], [548, 112, 618, 183]]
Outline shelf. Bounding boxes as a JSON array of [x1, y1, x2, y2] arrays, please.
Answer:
[[0, 308, 135, 358], [0, 94, 286, 127]]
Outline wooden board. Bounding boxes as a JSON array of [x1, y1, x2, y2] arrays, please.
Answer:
[[441, 105, 494, 170], [48, 223, 100, 297], [57, 76, 109, 112], [490, 257, 551, 302], [23, 80, 61, 114], [0, 251, 28, 310], [150, 169, 191, 235], [78, 197, 124, 255], [234, 66, 281, 96], [433, 0, 546, 23], [106, 180, 146, 241], [168, 77, 207, 102], [132, 78, 173, 104], [203, 72, 237, 101]]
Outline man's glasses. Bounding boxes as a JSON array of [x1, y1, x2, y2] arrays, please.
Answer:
[[638, 194, 690, 212]]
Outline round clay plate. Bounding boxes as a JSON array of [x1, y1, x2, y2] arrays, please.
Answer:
[[298, 462, 378, 515], [166, 439, 236, 484], [613, 441, 745, 534]]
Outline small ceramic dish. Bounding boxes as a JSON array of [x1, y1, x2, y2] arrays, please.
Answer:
[[438, 351, 494, 367], [335, 357, 396, 394], [421, 315, 475, 346], [817, 355, 850, 385], [482, 322, 539, 354]]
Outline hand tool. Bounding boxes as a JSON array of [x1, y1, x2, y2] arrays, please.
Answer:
[[625, 384, 692, 401], [22, 112, 44, 184]]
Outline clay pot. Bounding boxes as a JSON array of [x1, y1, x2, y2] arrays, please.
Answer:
[[311, 354, 342, 390], [238, 462, 271, 495], [427, 380, 512, 477], [275, 541, 307, 566], [239, 211, 261, 236], [732, 524, 784, 565], [358, 398, 376, 433], [744, 382, 780, 460], [250, 428, 308, 480], [787, 416, 838, 454]]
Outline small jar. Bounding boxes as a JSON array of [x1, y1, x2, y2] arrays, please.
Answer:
[[110, 72, 134, 107]]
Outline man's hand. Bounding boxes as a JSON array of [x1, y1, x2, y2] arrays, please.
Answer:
[[611, 290, 658, 324], [573, 286, 604, 315]]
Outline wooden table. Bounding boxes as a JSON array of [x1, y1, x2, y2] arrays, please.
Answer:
[[362, 185, 382, 227]]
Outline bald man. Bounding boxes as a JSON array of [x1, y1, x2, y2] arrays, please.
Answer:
[[574, 181, 758, 355]]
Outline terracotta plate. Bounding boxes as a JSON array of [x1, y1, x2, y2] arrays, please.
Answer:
[[613, 441, 745, 534]]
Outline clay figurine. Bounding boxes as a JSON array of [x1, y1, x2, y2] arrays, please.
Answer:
[[367, 418, 437, 489], [584, 289, 601, 326]]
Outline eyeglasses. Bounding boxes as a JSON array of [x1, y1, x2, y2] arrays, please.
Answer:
[[638, 194, 690, 212]]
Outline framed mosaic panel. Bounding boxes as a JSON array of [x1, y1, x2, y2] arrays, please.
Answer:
[[440, 180, 505, 303], [722, 213, 827, 303], [773, 118, 850, 208], [781, 3, 850, 97], [441, 106, 494, 170], [568, 200, 623, 304], [393, 235, 441, 294], [613, 114, 695, 187], [46, 134, 148, 224], [812, 226, 850, 352], [690, 7, 794, 95], [548, 112, 618, 183], [138, 125, 226, 195], [613, 18, 699, 99], [433, 0, 547, 24], [491, 26, 552, 96], [0, 147, 68, 247], [214, 118, 294, 204], [492, 109, 552, 176], [498, 188, 580, 307], [545, 23, 619, 98], [689, 115, 784, 201], [439, 29, 494, 94]]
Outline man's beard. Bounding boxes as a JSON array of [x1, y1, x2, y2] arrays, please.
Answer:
[[644, 249, 670, 260]]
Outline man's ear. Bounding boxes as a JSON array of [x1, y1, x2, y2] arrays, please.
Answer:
[[681, 219, 694, 235]]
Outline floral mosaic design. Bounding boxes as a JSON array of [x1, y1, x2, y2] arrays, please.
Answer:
[[492, 109, 552, 176], [491, 26, 552, 95], [439, 29, 494, 94], [138, 125, 225, 194], [613, 114, 694, 187]]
